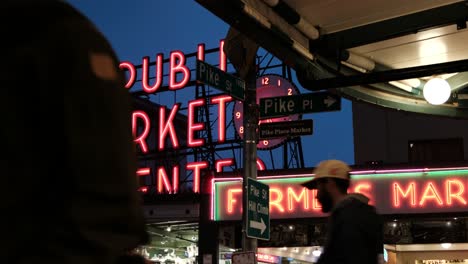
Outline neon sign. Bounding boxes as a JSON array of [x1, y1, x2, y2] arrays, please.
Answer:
[[121, 42, 268, 194], [257, 253, 280, 264], [212, 168, 468, 220]]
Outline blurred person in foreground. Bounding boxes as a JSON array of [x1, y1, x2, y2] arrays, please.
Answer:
[[1, 1, 148, 263], [301, 160, 383, 264]]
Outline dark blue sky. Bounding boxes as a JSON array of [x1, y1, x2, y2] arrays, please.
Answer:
[[67, 0, 355, 167]]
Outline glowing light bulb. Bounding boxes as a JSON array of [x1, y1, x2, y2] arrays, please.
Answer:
[[423, 77, 451, 105], [441, 243, 452, 249]]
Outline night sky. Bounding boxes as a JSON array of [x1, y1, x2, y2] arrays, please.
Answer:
[[66, 0, 355, 167]]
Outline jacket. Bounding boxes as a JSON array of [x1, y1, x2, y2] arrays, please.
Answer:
[[317, 194, 384, 264]]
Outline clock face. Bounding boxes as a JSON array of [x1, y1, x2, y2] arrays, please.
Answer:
[[233, 74, 301, 150]]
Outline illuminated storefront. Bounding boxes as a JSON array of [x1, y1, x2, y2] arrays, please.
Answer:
[[212, 167, 468, 220], [212, 167, 468, 263]]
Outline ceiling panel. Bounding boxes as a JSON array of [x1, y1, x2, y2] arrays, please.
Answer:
[[350, 26, 468, 68], [349, 25, 460, 54], [284, 0, 462, 33]]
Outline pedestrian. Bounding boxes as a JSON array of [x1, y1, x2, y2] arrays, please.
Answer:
[[1, 1, 148, 263], [301, 160, 384, 264]]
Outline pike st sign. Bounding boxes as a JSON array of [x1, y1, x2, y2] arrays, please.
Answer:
[[247, 178, 270, 240], [196, 60, 245, 101]]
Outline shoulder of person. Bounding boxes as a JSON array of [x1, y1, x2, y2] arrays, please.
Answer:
[[335, 197, 379, 219]]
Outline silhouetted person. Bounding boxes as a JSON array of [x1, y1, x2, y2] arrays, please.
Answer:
[[302, 160, 383, 264], [1, 1, 148, 263]]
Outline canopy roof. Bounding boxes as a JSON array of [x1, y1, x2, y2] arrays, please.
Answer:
[[196, 0, 468, 118]]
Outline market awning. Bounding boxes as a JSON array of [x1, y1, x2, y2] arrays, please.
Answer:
[[195, 0, 468, 118]]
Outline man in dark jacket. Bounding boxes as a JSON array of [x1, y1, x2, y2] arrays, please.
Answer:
[[1, 1, 147, 263], [302, 160, 383, 264]]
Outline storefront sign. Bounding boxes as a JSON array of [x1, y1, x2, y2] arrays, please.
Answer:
[[257, 253, 280, 264], [232, 252, 255, 264], [421, 260, 468, 264], [122, 42, 270, 194], [221, 253, 279, 264], [212, 168, 468, 220]]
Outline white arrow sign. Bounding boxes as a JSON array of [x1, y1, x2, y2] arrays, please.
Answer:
[[250, 218, 267, 234], [324, 96, 337, 107]]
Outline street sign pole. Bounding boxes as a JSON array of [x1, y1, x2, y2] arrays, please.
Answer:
[[223, 28, 259, 259], [242, 59, 258, 256]]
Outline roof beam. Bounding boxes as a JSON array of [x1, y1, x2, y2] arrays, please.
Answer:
[[297, 59, 468, 90]]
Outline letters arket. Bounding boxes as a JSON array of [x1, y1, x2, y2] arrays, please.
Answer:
[[121, 41, 264, 194]]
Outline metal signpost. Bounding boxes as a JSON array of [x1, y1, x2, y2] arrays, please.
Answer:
[[223, 31, 260, 258], [259, 119, 313, 139], [196, 60, 245, 101], [246, 178, 270, 240], [259, 91, 341, 118]]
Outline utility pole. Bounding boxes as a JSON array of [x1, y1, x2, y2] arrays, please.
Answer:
[[223, 27, 259, 259], [242, 59, 258, 254]]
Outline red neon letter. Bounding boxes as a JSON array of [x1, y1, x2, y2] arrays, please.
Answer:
[[353, 182, 373, 204], [157, 166, 179, 194], [393, 182, 416, 207], [172, 166, 180, 194], [311, 190, 321, 210], [136, 167, 150, 177], [142, 54, 163, 93], [269, 188, 285, 213], [215, 158, 234, 173], [159, 104, 180, 150], [188, 99, 205, 147], [119, 61, 136, 89], [197, 43, 205, 61], [446, 179, 467, 205], [420, 182, 444, 206], [169, 50, 190, 90], [287, 187, 309, 211], [132, 111, 150, 153], [219, 39, 227, 71], [211, 95, 233, 143], [256, 158, 266, 171], [227, 188, 242, 213], [187, 161, 208, 193]]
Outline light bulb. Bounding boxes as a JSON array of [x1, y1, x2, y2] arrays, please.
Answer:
[[423, 77, 451, 105], [441, 243, 452, 249]]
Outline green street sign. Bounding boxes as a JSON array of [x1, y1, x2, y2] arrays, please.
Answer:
[[259, 91, 341, 118], [196, 60, 245, 101], [247, 178, 270, 240]]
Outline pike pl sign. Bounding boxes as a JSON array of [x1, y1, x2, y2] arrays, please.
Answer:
[[259, 91, 341, 118]]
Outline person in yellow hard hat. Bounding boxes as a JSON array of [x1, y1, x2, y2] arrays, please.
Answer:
[[302, 160, 384, 264]]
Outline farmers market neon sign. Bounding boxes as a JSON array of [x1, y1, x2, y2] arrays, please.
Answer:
[[212, 167, 468, 220]]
